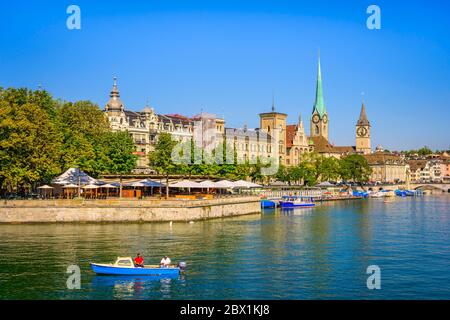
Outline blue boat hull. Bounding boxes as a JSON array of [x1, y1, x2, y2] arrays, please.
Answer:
[[90, 263, 180, 276], [261, 200, 276, 208], [279, 201, 315, 208]]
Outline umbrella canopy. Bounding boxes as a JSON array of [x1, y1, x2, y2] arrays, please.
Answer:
[[234, 180, 262, 188], [52, 168, 97, 185], [139, 179, 165, 187], [129, 181, 145, 187], [83, 184, 99, 189], [99, 183, 118, 188], [169, 180, 202, 188], [198, 180, 218, 188], [215, 180, 236, 188], [62, 184, 79, 188], [37, 185, 54, 189], [317, 181, 335, 187]]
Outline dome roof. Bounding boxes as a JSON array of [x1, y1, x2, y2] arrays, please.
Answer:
[[105, 77, 124, 112]]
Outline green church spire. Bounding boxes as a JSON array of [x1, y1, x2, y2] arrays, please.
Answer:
[[312, 54, 326, 118]]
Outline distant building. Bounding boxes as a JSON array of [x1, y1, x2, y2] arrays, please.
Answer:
[[364, 153, 407, 183], [103, 55, 399, 175]]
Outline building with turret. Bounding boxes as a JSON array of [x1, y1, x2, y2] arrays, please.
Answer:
[[103, 55, 393, 174]]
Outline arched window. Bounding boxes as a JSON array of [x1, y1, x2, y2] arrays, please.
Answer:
[[315, 125, 319, 134]]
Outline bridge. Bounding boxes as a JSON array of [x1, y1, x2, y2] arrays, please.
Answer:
[[375, 183, 450, 193], [411, 184, 450, 193]]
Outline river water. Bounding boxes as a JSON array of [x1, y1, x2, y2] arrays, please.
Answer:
[[0, 196, 449, 299]]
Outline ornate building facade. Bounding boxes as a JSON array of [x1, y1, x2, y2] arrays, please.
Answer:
[[104, 56, 402, 178]]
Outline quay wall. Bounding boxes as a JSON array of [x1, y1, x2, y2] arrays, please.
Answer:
[[0, 196, 261, 223]]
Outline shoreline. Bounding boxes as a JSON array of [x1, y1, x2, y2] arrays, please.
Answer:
[[0, 196, 261, 224]]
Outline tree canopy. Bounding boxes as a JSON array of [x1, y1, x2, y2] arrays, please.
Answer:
[[0, 87, 137, 193]]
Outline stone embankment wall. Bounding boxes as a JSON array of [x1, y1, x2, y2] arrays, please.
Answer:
[[0, 196, 261, 223]]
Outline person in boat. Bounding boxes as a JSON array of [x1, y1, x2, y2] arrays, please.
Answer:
[[134, 253, 144, 268], [160, 256, 171, 267]]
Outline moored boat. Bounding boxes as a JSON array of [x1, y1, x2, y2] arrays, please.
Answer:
[[279, 196, 315, 208], [90, 257, 185, 276], [261, 199, 277, 208]]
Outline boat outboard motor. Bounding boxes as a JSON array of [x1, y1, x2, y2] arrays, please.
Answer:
[[178, 261, 187, 270]]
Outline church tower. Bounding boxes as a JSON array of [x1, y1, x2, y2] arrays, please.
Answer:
[[355, 101, 371, 154], [310, 55, 329, 140], [259, 97, 287, 165]]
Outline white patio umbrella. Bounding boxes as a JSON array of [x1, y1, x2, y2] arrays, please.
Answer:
[[62, 183, 79, 198], [169, 180, 202, 188], [38, 185, 54, 198], [99, 183, 118, 198], [198, 180, 218, 194], [83, 184, 99, 198], [233, 180, 252, 188], [62, 184, 79, 188], [38, 184, 53, 189], [169, 180, 202, 195], [215, 180, 236, 188], [198, 180, 218, 188], [83, 184, 99, 189], [129, 181, 145, 187]]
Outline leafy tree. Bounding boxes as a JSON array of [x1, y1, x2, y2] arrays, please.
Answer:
[[417, 146, 433, 156], [148, 132, 178, 198], [317, 156, 340, 182], [102, 131, 137, 196], [339, 154, 372, 185], [0, 93, 62, 192], [56, 100, 110, 176]]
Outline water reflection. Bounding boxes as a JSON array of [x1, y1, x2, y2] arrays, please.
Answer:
[[91, 274, 182, 299], [0, 196, 449, 299]]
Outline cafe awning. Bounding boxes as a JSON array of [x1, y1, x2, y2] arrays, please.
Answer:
[[169, 180, 202, 188], [37, 185, 54, 189]]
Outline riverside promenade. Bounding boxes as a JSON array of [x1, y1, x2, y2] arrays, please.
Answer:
[[0, 196, 261, 223]]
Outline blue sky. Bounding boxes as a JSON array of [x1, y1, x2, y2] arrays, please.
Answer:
[[1, 0, 449, 150]]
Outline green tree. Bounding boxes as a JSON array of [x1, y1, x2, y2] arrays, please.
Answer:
[[102, 131, 137, 196], [0, 93, 62, 192], [339, 154, 372, 185], [56, 100, 110, 176], [148, 132, 178, 198], [417, 146, 433, 156], [317, 156, 340, 182]]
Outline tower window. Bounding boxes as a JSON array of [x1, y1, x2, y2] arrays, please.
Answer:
[[315, 125, 319, 134]]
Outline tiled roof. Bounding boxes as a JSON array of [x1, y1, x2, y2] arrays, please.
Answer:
[[308, 136, 355, 154], [286, 124, 297, 148], [408, 159, 428, 172], [365, 153, 405, 165]]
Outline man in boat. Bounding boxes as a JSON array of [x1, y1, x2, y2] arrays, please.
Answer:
[[134, 253, 144, 268], [160, 256, 171, 267]]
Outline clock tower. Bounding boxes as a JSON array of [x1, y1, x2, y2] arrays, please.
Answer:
[[310, 55, 329, 140], [355, 102, 371, 154]]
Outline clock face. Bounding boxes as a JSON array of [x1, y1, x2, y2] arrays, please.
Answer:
[[312, 114, 320, 124], [357, 126, 368, 137], [322, 114, 328, 124]]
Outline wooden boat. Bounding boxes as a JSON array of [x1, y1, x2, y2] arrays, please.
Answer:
[[279, 196, 315, 208], [90, 257, 185, 276]]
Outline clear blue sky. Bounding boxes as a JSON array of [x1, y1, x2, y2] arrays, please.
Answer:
[[1, 0, 449, 150]]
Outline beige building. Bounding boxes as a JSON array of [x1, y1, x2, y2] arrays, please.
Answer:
[[364, 152, 407, 183]]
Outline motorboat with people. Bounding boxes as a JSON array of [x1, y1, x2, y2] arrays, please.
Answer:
[[90, 256, 186, 276], [279, 196, 315, 208]]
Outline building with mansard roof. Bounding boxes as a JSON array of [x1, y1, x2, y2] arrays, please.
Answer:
[[103, 54, 399, 176]]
